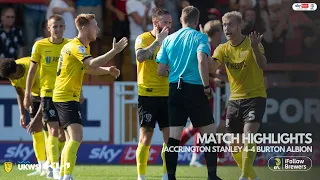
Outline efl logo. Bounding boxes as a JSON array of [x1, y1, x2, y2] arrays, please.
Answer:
[[292, 3, 317, 11]]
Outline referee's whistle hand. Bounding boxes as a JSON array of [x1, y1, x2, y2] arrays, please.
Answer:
[[204, 88, 213, 99]]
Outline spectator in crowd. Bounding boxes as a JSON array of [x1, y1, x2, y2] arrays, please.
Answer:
[[239, 0, 255, 14], [126, 0, 155, 80], [242, 7, 273, 43], [281, 0, 313, 62], [302, 15, 320, 63], [76, 0, 103, 57], [34, 21, 50, 42], [46, 0, 77, 39], [229, 0, 240, 11], [179, 0, 216, 28], [0, 7, 25, 60], [264, 0, 287, 62], [106, 0, 130, 81], [163, 0, 180, 32], [23, 4, 47, 55]]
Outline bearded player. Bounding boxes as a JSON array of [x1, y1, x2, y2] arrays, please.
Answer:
[[134, 8, 172, 180], [211, 11, 267, 180]]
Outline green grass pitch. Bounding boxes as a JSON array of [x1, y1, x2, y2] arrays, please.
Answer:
[[0, 165, 319, 180]]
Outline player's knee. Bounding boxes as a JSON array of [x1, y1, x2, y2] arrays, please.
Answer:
[[139, 127, 153, 145], [67, 123, 83, 143], [47, 123, 59, 137], [161, 127, 169, 143]]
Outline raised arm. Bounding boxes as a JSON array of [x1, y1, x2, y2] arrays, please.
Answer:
[[136, 27, 169, 62], [249, 32, 267, 69], [83, 38, 128, 68]]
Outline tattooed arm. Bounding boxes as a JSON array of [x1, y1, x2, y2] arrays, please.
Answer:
[[136, 40, 161, 63]]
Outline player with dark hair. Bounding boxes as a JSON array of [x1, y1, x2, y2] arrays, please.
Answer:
[[0, 57, 46, 176], [134, 8, 172, 180]]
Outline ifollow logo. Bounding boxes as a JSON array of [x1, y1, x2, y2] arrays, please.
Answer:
[[268, 156, 312, 171], [292, 3, 317, 11]]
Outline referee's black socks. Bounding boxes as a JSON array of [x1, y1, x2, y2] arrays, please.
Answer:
[[204, 142, 218, 180], [165, 137, 180, 180]]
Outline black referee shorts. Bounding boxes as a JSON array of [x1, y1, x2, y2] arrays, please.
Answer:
[[168, 82, 214, 128]]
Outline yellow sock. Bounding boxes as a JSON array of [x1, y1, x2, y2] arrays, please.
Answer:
[[60, 142, 66, 177], [231, 148, 257, 179], [43, 130, 50, 161], [136, 143, 150, 175], [242, 143, 257, 178], [161, 143, 167, 174], [47, 135, 59, 168], [32, 132, 46, 162], [59, 141, 66, 154], [64, 140, 80, 175]]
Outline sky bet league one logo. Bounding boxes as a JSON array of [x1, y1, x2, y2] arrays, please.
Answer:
[[268, 156, 312, 171], [292, 3, 317, 11]]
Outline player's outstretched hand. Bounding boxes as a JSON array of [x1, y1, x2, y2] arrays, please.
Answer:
[[199, 24, 204, 33], [249, 31, 263, 48], [113, 37, 128, 54], [107, 66, 120, 79], [156, 26, 169, 43], [20, 115, 26, 129]]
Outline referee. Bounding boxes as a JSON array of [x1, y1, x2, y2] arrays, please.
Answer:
[[156, 6, 221, 180]]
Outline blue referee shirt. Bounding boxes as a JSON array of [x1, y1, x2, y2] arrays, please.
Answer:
[[156, 27, 211, 85]]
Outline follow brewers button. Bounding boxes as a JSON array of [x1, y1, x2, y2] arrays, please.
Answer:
[[268, 156, 312, 171]]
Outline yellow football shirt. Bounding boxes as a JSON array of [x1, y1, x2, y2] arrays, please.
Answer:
[[31, 38, 70, 97], [53, 38, 91, 102], [135, 32, 169, 96], [213, 37, 267, 100], [10, 57, 40, 96]]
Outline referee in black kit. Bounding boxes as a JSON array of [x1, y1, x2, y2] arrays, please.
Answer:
[[156, 6, 222, 180]]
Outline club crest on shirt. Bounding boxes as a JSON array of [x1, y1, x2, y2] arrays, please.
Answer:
[[240, 51, 248, 58], [136, 38, 142, 46], [78, 46, 86, 54]]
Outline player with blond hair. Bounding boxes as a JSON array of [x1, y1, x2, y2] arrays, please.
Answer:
[[52, 13, 127, 180], [211, 11, 267, 180]]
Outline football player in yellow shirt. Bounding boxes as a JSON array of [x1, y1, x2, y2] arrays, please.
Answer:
[[134, 8, 171, 180], [53, 13, 127, 180], [24, 14, 69, 179], [211, 11, 267, 180], [0, 57, 46, 176]]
